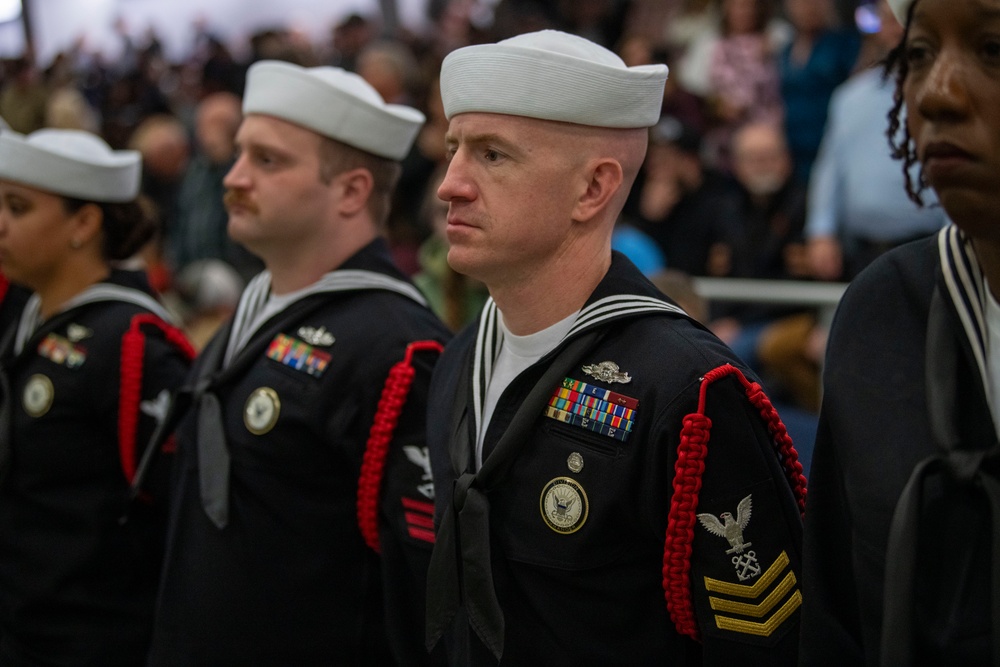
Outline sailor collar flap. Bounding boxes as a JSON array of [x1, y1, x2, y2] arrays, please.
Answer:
[[470, 253, 691, 442], [12, 282, 173, 358], [429, 254, 696, 659], [880, 225, 1000, 665]]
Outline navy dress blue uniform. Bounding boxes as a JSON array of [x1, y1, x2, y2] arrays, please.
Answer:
[[149, 239, 450, 666], [426, 253, 806, 666], [801, 227, 995, 665], [0, 274, 28, 337], [0, 269, 191, 666]]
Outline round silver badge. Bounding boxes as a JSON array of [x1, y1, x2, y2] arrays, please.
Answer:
[[244, 387, 280, 435], [566, 451, 584, 473], [540, 477, 589, 534], [23, 374, 54, 418]]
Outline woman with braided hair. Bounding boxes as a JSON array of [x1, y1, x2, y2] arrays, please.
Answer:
[[801, 0, 1000, 663], [0, 128, 193, 665]]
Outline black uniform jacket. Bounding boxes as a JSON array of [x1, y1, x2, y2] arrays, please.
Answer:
[[0, 274, 29, 337], [801, 229, 995, 665], [150, 240, 450, 666], [0, 270, 191, 666], [426, 253, 805, 666]]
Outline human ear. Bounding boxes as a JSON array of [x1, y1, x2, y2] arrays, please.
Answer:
[[573, 158, 624, 223], [68, 203, 104, 248], [335, 168, 375, 217]]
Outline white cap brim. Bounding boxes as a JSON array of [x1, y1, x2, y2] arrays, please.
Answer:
[[441, 30, 669, 128], [243, 60, 425, 160], [0, 129, 141, 202]]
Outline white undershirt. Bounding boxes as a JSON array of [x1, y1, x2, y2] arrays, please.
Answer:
[[475, 309, 579, 469], [985, 280, 1000, 437]]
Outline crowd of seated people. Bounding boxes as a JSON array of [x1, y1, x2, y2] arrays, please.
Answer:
[[0, 0, 945, 460]]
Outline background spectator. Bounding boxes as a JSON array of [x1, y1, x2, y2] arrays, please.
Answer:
[[165, 258, 245, 351], [779, 0, 860, 183], [624, 115, 738, 275], [170, 91, 262, 283], [709, 121, 814, 400], [0, 57, 47, 133], [0, 0, 867, 461], [703, 0, 784, 170], [805, 0, 945, 280]]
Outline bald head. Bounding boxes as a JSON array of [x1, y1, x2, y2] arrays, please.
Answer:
[[196, 92, 242, 165], [731, 121, 791, 196], [524, 119, 649, 222]]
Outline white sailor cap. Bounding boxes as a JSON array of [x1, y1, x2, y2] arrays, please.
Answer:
[[440, 29, 669, 129], [0, 129, 141, 202], [242, 60, 425, 161], [887, 0, 914, 23]]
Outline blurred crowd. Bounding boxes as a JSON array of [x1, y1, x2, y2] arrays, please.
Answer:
[[0, 0, 947, 422]]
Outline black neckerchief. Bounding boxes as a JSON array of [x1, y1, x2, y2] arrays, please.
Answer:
[[426, 253, 695, 661], [186, 240, 430, 529], [881, 227, 1000, 666]]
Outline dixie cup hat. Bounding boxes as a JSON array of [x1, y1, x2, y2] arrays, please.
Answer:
[[242, 60, 425, 161], [0, 129, 141, 202], [440, 29, 669, 129]]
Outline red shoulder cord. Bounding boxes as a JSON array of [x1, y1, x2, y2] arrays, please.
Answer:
[[662, 363, 808, 640], [357, 340, 444, 554], [0, 273, 9, 306], [118, 313, 196, 485]]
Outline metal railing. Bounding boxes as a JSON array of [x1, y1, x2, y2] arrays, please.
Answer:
[[691, 277, 849, 323]]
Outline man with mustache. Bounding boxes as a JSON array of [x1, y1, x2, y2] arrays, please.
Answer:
[[147, 60, 449, 665]]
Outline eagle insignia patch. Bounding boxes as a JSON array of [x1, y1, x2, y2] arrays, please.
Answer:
[[698, 493, 753, 555]]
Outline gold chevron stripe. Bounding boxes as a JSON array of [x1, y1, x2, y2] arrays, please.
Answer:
[[709, 571, 797, 617], [714, 590, 802, 637], [703, 550, 790, 598]]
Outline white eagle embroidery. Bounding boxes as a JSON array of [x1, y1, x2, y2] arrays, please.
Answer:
[[697, 494, 753, 554], [403, 446, 435, 499], [140, 390, 171, 425]]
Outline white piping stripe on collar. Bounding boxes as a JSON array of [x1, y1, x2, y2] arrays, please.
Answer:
[[469, 294, 687, 437], [569, 294, 687, 337], [227, 271, 271, 358], [472, 299, 501, 438], [939, 225, 990, 393], [14, 284, 173, 355], [224, 269, 428, 367], [13, 298, 40, 356]]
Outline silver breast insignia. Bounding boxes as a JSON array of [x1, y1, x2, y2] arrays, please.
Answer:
[[297, 326, 335, 347], [66, 324, 93, 342], [582, 361, 632, 384]]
